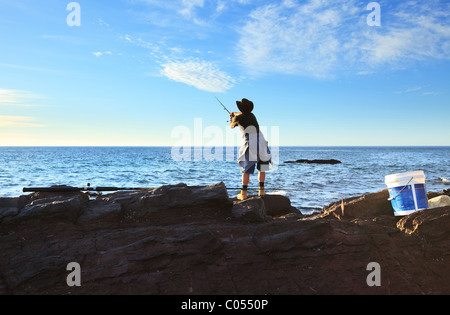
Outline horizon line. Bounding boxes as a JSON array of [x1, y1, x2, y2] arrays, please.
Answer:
[[1, 145, 449, 148]]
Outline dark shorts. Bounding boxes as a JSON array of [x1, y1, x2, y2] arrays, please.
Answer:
[[243, 160, 271, 175], [241, 145, 271, 175], [239, 133, 271, 175]]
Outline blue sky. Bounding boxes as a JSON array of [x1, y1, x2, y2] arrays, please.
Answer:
[[0, 0, 449, 146]]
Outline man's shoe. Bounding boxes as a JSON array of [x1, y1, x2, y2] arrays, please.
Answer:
[[237, 190, 248, 200]]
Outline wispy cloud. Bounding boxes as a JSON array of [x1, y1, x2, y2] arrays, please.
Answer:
[[237, 0, 360, 78], [362, 1, 450, 65], [179, 0, 204, 19], [120, 32, 235, 92], [395, 85, 439, 96], [0, 90, 45, 128], [422, 91, 439, 96], [237, 0, 450, 78], [130, 0, 253, 28], [98, 18, 110, 27], [119, 0, 450, 86], [0, 63, 56, 73], [396, 86, 423, 94], [0, 88, 42, 107], [0, 115, 45, 128], [160, 59, 235, 92], [93, 51, 113, 57]]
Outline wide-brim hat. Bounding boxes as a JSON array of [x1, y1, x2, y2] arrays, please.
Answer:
[[236, 98, 254, 114]]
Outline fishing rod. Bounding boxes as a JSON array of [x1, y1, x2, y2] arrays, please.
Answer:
[[215, 96, 231, 115], [23, 183, 152, 193], [23, 184, 348, 196]]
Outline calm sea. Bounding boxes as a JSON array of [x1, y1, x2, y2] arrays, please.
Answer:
[[0, 146, 449, 214]]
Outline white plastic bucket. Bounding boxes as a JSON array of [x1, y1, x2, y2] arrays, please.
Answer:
[[385, 171, 428, 217]]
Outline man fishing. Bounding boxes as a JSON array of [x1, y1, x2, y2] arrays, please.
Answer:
[[230, 98, 272, 200]]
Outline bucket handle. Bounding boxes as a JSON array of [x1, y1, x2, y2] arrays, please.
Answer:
[[388, 177, 414, 201]]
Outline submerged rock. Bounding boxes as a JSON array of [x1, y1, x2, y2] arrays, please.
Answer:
[[285, 159, 342, 165]]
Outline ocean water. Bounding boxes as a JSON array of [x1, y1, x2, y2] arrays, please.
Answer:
[[0, 146, 449, 214]]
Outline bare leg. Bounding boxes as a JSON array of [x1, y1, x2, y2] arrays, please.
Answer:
[[258, 172, 265, 183], [258, 172, 266, 196], [238, 173, 251, 200], [242, 173, 250, 186]]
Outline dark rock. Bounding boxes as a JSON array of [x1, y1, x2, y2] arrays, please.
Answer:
[[397, 207, 450, 264], [321, 189, 393, 219], [231, 195, 299, 222], [3, 195, 86, 224], [262, 194, 300, 217], [103, 182, 231, 218], [78, 198, 122, 223], [232, 197, 269, 222], [397, 206, 450, 240], [1, 184, 450, 295], [285, 159, 342, 165], [19, 190, 89, 207], [0, 198, 20, 223]]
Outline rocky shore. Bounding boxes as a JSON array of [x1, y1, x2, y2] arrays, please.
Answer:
[[1, 182, 450, 295]]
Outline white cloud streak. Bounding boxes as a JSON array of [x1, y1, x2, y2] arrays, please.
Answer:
[[0, 90, 45, 128], [0, 88, 42, 107], [125, 0, 450, 86], [179, 0, 204, 19], [361, 1, 450, 65], [237, 0, 360, 78], [0, 116, 45, 128], [160, 59, 235, 92], [121, 32, 235, 92], [0, 63, 56, 73], [93, 51, 113, 57], [237, 0, 450, 78]]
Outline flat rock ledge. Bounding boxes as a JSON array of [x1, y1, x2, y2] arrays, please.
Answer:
[[1, 182, 450, 295]]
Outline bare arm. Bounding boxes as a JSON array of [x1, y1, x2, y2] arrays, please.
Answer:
[[229, 112, 242, 129]]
